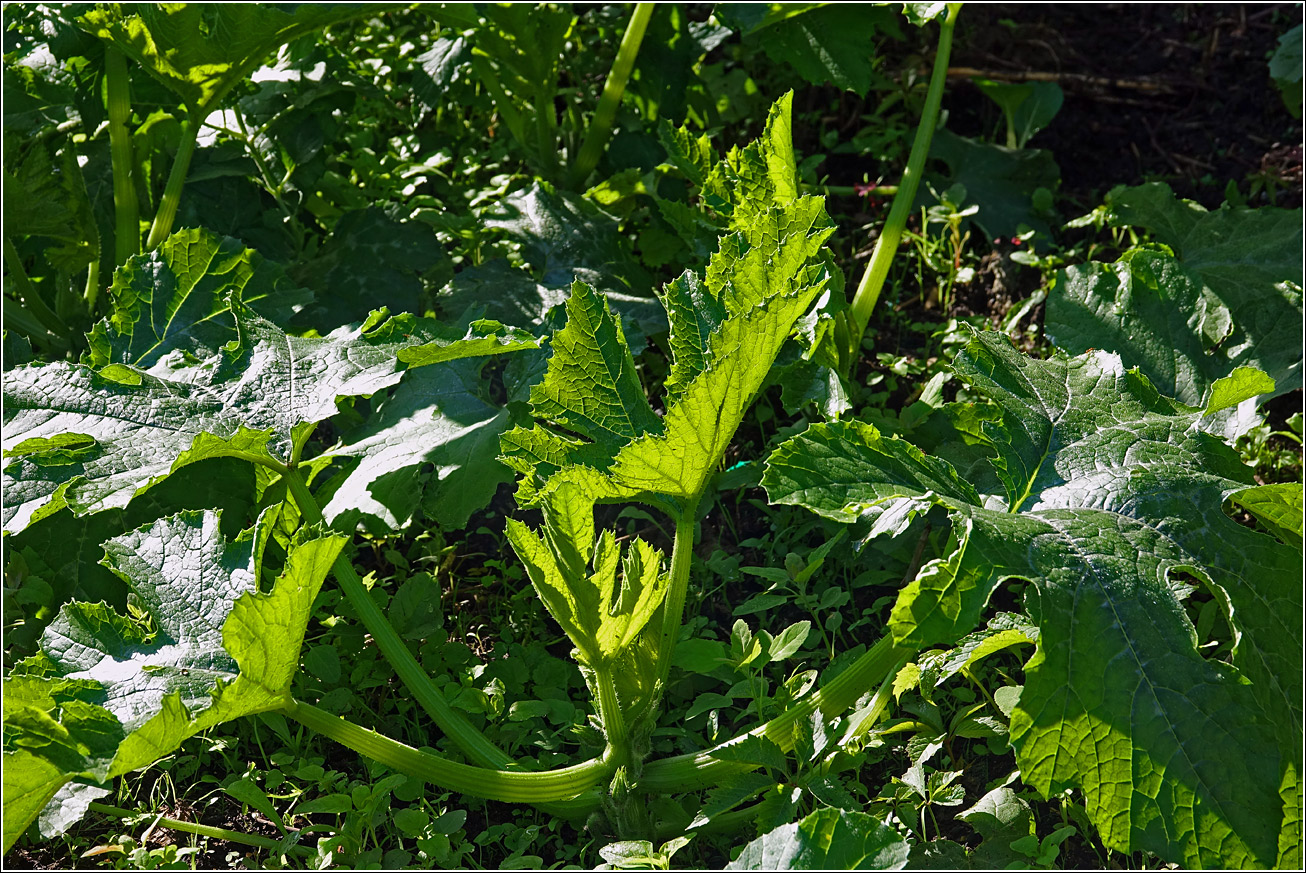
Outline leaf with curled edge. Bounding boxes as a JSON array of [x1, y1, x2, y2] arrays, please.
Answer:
[[764, 329, 1300, 868], [1, 509, 346, 851]]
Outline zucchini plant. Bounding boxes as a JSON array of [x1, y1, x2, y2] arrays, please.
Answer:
[[4, 5, 1301, 867], [1, 93, 910, 856]]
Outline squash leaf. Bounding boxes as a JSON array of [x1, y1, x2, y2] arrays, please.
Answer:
[[764, 330, 1301, 868], [1048, 183, 1303, 435], [2, 510, 346, 851]]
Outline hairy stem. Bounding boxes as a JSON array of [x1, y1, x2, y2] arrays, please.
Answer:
[[568, 2, 654, 189], [652, 504, 700, 695], [640, 633, 910, 793], [285, 700, 614, 804], [87, 802, 313, 858], [105, 47, 140, 266], [145, 116, 200, 251], [596, 668, 629, 763], [848, 3, 962, 343]]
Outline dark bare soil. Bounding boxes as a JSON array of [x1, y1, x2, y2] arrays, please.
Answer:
[[948, 3, 1303, 210]]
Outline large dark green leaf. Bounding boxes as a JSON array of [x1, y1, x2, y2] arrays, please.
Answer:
[[765, 331, 1301, 868], [288, 208, 448, 333], [718, 5, 902, 96], [1047, 183, 1303, 430], [925, 129, 1060, 240]]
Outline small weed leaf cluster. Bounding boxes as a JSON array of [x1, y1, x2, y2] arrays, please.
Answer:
[[2, 3, 1302, 870]]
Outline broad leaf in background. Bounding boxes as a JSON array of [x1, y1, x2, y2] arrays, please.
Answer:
[[765, 331, 1302, 868], [1047, 182, 1304, 431], [87, 228, 310, 367], [626, 5, 730, 123], [2, 304, 422, 534], [1270, 23, 1303, 118], [2, 136, 99, 277], [725, 807, 909, 870], [289, 208, 448, 333], [1, 510, 346, 851], [76, 5, 384, 112], [716, 5, 902, 96], [441, 182, 665, 339], [925, 129, 1060, 241]]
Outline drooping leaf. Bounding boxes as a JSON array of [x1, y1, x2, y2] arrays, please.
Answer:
[[1047, 183, 1303, 425], [716, 5, 902, 96], [2, 510, 347, 850], [725, 807, 909, 870], [320, 358, 521, 534], [764, 330, 1302, 867]]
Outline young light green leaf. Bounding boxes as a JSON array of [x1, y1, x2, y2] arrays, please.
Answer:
[[499, 94, 835, 721], [503, 521, 668, 668], [725, 807, 909, 871], [2, 510, 346, 850], [1204, 367, 1277, 416], [768, 621, 810, 662], [765, 330, 1302, 868], [1228, 483, 1303, 544]]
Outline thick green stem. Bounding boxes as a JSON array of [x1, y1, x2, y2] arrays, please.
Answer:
[[105, 47, 140, 265], [652, 504, 700, 695], [848, 3, 962, 341], [640, 633, 910, 793], [145, 115, 200, 251], [279, 467, 515, 771], [285, 700, 613, 804], [567, 2, 654, 189], [595, 668, 629, 762], [86, 802, 313, 858]]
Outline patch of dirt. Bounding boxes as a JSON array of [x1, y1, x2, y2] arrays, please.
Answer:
[[947, 3, 1304, 210]]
